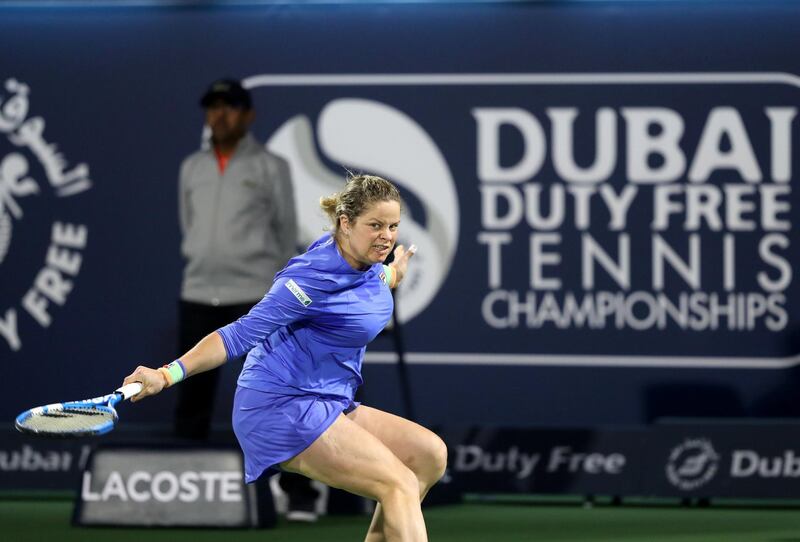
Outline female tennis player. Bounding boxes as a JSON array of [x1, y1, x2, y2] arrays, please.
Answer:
[[123, 174, 446, 541]]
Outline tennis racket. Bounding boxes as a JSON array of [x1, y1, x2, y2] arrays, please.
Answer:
[[14, 383, 143, 438]]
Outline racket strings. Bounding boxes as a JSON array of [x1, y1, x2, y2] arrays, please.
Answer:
[[20, 407, 115, 434], [41, 410, 106, 418]]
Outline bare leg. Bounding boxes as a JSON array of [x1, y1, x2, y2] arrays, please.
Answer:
[[281, 413, 428, 542], [346, 407, 448, 542]]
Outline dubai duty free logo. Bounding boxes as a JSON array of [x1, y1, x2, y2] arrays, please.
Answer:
[[0, 78, 92, 352], [237, 72, 799, 368], [666, 438, 720, 491]]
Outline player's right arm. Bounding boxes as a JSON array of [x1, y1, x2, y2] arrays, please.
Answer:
[[122, 331, 228, 402], [122, 275, 316, 401]]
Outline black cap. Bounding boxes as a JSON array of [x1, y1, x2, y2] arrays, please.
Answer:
[[199, 78, 252, 109]]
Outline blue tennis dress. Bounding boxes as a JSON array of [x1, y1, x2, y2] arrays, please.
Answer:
[[216, 234, 394, 482]]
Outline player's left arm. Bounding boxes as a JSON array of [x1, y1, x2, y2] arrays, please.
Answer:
[[385, 244, 417, 289]]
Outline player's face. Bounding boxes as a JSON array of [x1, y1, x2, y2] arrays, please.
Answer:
[[205, 100, 253, 147], [339, 199, 401, 270]]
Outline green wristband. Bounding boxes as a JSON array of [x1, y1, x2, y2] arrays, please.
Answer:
[[382, 264, 394, 287], [164, 360, 186, 385]]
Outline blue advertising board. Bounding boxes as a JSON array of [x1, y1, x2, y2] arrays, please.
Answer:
[[0, 2, 799, 429]]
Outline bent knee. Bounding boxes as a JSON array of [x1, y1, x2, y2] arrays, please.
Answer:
[[376, 463, 420, 503], [429, 435, 448, 482], [412, 433, 448, 487]]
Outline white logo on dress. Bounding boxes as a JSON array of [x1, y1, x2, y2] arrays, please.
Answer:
[[285, 279, 312, 307]]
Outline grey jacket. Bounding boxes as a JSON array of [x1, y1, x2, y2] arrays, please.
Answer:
[[179, 133, 297, 305]]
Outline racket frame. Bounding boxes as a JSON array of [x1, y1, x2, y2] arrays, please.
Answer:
[[14, 383, 143, 438]]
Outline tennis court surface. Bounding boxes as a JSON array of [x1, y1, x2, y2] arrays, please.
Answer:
[[4, 496, 800, 541]]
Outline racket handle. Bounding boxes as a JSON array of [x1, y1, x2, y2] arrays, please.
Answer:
[[116, 382, 143, 400]]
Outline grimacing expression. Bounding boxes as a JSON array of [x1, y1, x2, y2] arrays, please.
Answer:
[[339, 200, 401, 269], [205, 99, 253, 146]]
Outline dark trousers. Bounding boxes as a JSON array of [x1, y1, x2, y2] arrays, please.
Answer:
[[174, 299, 255, 440]]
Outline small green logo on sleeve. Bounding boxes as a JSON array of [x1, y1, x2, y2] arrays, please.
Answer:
[[285, 279, 312, 306]]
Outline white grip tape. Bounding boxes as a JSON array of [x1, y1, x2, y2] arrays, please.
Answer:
[[116, 382, 143, 400]]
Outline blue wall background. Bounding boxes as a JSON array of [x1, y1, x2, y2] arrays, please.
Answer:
[[1, 1, 799, 429]]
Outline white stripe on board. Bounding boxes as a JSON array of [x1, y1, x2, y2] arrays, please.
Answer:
[[364, 352, 800, 369], [245, 72, 800, 88]]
